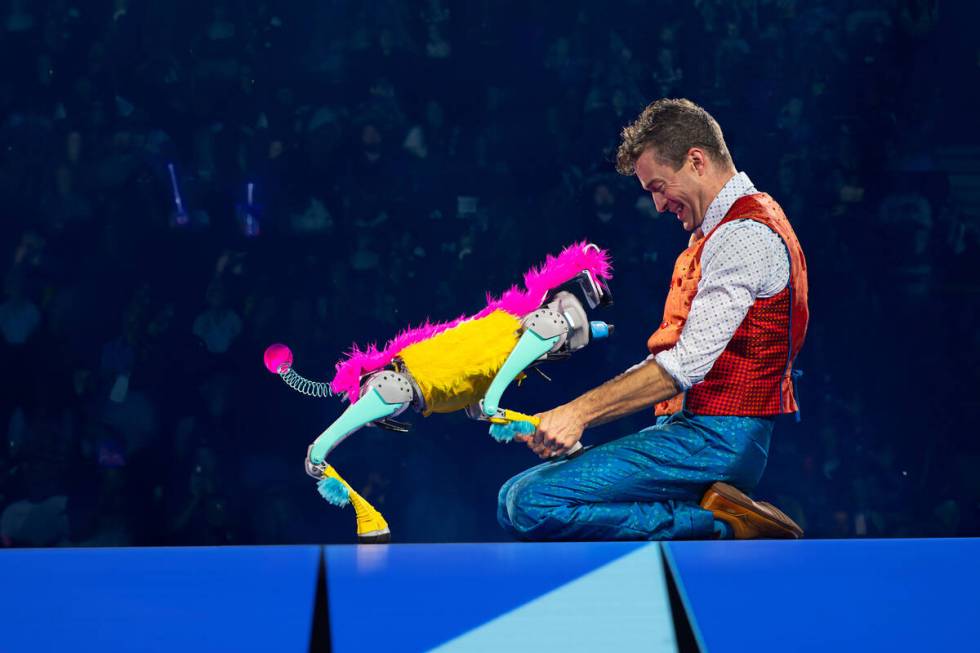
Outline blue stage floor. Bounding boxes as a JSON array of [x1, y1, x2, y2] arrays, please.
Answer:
[[0, 539, 975, 652]]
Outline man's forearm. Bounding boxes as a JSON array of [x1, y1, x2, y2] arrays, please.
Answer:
[[567, 358, 680, 428]]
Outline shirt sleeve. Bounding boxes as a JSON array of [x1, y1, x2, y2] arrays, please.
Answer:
[[654, 220, 789, 390]]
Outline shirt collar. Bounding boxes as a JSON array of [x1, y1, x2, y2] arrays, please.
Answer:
[[700, 171, 757, 237]]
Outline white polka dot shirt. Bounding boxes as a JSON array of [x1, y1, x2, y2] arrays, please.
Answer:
[[652, 172, 791, 390]]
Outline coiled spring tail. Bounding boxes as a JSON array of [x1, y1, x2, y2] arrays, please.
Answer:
[[280, 368, 333, 398], [264, 343, 333, 398]]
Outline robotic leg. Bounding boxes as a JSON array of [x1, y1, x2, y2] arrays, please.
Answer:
[[304, 371, 416, 543]]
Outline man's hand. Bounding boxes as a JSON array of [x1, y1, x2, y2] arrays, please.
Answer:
[[512, 356, 681, 459], [518, 404, 586, 459]]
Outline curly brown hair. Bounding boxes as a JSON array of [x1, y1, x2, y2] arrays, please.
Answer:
[[615, 98, 733, 175]]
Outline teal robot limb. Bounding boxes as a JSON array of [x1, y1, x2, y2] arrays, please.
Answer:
[[477, 276, 614, 455], [306, 371, 418, 470]]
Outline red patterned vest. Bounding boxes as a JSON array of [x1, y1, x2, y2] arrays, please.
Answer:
[[647, 193, 808, 416]]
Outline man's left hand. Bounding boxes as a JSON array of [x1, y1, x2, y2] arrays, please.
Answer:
[[518, 404, 587, 459]]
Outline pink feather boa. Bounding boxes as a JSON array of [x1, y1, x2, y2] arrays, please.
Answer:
[[329, 241, 612, 401]]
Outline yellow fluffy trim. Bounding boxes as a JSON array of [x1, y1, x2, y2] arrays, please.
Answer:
[[398, 310, 522, 415]]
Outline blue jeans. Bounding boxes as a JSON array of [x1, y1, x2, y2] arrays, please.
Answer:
[[497, 410, 773, 540]]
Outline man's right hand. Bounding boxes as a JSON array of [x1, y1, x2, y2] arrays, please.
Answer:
[[518, 405, 587, 459]]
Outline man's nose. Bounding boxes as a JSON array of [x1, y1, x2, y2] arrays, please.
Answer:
[[652, 192, 668, 213]]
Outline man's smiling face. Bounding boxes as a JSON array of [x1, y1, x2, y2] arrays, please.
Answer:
[[634, 148, 707, 232]]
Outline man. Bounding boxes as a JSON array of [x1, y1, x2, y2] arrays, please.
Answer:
[[497, 98, 807, 540]]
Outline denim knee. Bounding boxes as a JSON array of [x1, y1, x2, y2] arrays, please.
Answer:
[[496, 482, 517, 533], [506, 479, 557, 540]]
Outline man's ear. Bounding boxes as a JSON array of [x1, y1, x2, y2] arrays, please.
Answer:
[[688, 148, 707, 176]]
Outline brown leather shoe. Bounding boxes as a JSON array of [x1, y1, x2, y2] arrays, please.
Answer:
[[700, 482, 803, 539], [757, 501, 804, 538]]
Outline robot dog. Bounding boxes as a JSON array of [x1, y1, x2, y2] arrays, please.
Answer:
[[263, 242, 613, 542]]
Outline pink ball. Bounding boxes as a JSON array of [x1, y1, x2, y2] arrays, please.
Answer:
[[263, 343, 293, 374]]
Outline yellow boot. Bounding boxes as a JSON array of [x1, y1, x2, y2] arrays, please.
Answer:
[[323, 465, 391, 544]]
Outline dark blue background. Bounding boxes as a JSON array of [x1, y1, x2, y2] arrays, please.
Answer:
[[0, 0, 977, 546]]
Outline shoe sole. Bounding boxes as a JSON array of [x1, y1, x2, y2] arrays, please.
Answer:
[[702, 482, 802, 539], [357, 528, 392, 544]]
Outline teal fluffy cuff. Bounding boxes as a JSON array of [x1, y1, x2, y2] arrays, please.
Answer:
[[317, 478, 351, 507], [489, 420, 536, 443]]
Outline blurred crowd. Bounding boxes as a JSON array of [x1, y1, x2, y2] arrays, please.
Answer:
[[1, 0, 978, 546]]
